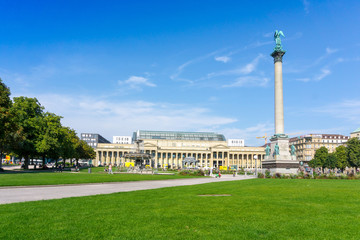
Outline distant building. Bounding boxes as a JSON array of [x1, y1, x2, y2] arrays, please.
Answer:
[[350, 128, 360, 139], [227, 139, 245, 147], [94, 130, 264, 169], [290, 134, 349, 163], [81, 133, 110, 148], [113, 136, 132, 144]]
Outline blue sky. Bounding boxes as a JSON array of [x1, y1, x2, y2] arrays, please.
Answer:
[[1, 0, 360, 146]]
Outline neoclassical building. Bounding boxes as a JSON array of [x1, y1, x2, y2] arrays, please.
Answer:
[[94, 130, 265, 170], [290, 133, 349, 163]]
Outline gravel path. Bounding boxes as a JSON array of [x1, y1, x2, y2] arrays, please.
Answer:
[[0, 175, 256, 204]]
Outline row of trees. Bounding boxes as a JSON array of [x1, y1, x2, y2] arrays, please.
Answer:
[[0, 79, 95, 170], [309, 138, 360, 171]]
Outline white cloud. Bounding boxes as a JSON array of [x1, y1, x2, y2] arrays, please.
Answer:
[[215, 56, 231, 63], [119, 76, 156, 90], [233, 54, 264, 74], [314, 68, 331, 81], [23, 93, 237, 141], [222, 76, 269, 88], [205, 54, 265, 80], [326, 47, 338, 54], [170, 50, 221, 81]]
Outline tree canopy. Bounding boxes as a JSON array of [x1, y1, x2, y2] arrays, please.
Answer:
[[0, 79, 95, 170]]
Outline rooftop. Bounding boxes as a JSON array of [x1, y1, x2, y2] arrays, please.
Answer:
[[351, 128, 360, 133], [133, 130, 226, 141]]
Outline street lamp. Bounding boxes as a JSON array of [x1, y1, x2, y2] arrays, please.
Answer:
[[254, 154, 258, 176]]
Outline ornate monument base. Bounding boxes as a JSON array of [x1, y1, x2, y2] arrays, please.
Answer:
[[262, 134, 299, 174]]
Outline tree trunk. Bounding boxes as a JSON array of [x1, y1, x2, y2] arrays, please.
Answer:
[[42, 156, 46, 169], [0, 150, 3, 170], [63, 159, 66, 168], [55, 159, 58, 167], [24, 156, 29, 169], [76, 158, 79, 166]]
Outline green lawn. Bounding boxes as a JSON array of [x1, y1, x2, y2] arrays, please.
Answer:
[[1, 179, 359, 239], [0, 167, 202, 186]]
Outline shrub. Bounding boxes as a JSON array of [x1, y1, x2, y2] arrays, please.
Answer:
[[340, 174, 348, 179], [178, 170, 205, 176], [328, 173, 337, 179], [290, 174, 297, 179], [348, 172, 356, 180], [275, 173, 281, 178], [265, 170, 271, 179], [179, 170, 191, 176], [257, 172, 264, 178]]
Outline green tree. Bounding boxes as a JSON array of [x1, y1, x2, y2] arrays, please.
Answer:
[[11, 97, 44, 169], [347, 137, 360, 170], [59, 127, 78, 167], [335, 145, 347, 171], [0, 79, 14, 170], [74, 140, 95, 166], [35, 112, 63, 168], [312, 146, 329, 171], [324, 153, 337, 170]]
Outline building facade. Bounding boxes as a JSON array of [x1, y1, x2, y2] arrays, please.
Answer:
[[81, 133, 111, 148], [350, 128, 360, 139], [290, 134, 349, 163], [94, 130, 264, 169], [113, 136, 132, 144]]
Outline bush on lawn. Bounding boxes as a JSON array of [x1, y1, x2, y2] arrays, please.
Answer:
[[265, 170, 271, 178], [257, 172, 264, 178], [178, 170, 205, 176]]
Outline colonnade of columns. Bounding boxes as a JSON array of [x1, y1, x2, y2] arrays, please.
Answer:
[[95, 149, 265, 170]]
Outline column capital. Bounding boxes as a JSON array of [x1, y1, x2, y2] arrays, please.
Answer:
[[271, 50, 286, 63]]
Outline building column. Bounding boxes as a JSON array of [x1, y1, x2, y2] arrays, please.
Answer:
[[95, 151, 100, 166]]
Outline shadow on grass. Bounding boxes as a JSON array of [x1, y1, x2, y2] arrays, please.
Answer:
[[1, 169, 67, 174]]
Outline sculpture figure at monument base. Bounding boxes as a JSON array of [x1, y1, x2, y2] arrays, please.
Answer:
[[262, 134, 298, 174]]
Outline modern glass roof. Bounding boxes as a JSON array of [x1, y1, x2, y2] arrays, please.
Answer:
[[133, 130, 226, 141]]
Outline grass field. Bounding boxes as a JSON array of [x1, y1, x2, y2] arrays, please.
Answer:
[[0, 167, 202, 187], [1, 179, 359, 239]]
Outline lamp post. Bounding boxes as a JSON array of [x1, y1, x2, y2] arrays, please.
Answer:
[[254, 154, 258, 177]]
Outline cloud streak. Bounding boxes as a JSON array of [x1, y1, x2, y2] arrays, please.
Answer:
[[205, 54, 265, 81], [222, 76, 270, 88], [118, 76, 156, 90], [314, 99, 360, 124], [214, 56, 231, 63], [303, 0, 310, 14]]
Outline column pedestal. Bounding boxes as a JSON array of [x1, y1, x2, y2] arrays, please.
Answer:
[[262, 134, 298, 174]]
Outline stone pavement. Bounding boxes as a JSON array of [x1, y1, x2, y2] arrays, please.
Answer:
[[0, 174, 256, 205]]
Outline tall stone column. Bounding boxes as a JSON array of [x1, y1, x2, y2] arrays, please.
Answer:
[[271, 51, 285, 135], [262, 30, 298, 174]]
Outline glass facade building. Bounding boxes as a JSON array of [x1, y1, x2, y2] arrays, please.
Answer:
[[133, 130, 226, 142]]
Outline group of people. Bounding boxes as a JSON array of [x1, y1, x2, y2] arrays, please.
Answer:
[[104, 164, 113, 174]]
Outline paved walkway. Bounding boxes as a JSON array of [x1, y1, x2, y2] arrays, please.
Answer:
[[0, 175, 256, 205]]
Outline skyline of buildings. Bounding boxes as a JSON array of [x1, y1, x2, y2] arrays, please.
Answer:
[[81, 128, 358, 168]]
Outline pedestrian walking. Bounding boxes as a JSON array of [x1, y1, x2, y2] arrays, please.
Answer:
[[108, 164, 113, 174]]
